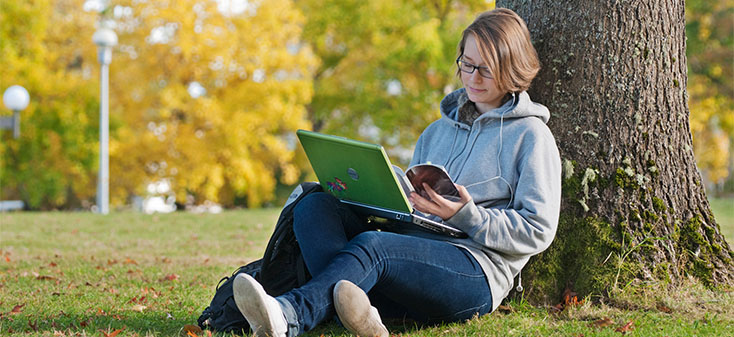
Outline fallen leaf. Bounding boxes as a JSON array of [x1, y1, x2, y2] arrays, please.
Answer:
[[108, 259, 118, 265], [28, 319, 38, 331], [124, 258, 138, 265], [187, 332, 199, 337], [36, 275, 58, 281], [53, 330, 65, 336], [80, 318, 90, 327], [497, 305, 515, 313], [49, 262, 58, 267], [10, 304, 25, 314], [183, 324, 203, 336], [132, 304, 147, 312], [657, 304, 672, 313], [162, 274, 179, 281], [590, 317, 614, 328], [616, 320, 634, 333], [99, 328, 124, 337], [562, 287, 583, 307]]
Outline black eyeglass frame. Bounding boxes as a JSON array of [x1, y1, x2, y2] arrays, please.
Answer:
[[456, 56, 493, 79]]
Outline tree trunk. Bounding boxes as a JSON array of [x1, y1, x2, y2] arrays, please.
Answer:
[[497, 0, 734, 303]]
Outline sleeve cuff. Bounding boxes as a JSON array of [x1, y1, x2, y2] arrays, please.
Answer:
[[446, 200, 483, 231]]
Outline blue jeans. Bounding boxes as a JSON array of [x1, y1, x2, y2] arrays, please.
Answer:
[[276, 192, 493, 336]]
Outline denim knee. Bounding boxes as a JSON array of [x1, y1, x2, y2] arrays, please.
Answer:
[[343, 231, 386, 262], [294, 193, 338, 227]]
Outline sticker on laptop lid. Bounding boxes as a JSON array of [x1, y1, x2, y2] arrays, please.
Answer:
[[327, 177, 347, 193]]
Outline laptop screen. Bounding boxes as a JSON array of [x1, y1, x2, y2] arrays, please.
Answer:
[[297, 129, 412, 213]]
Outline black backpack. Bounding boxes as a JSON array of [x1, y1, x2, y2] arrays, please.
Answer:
[[197, 182, 323, 334]]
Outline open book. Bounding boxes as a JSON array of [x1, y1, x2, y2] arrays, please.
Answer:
[[393, 163, 460, 202]]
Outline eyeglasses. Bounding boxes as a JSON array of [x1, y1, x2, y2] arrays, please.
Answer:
[[456, 57, 493, 79]]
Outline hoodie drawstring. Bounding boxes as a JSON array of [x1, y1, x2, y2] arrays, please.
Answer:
[[443, 123, 462, 169]]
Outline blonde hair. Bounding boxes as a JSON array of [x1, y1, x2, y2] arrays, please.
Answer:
[[457, 8, 540, 94]]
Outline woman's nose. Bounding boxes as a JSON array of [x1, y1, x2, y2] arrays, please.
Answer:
[[469, 70, 482, 82]]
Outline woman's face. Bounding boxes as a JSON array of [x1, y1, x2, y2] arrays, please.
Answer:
[[459, 34, 506, 113]]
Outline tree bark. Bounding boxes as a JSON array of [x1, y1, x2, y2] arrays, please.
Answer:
[[497, 0, 734, 303]]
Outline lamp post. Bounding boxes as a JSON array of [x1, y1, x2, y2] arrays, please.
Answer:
[[93, 26, 117, 214], [2, 85, 30, 139]]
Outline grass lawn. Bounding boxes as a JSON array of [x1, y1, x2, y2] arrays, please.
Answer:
[[1, 208, 733, 336]]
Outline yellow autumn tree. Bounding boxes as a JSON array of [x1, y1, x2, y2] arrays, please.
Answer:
[[108, 0, 318, 207]]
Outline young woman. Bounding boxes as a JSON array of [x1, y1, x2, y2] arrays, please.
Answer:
[[232, 8, 561, 337]]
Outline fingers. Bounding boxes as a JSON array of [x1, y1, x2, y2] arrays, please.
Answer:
[[455, 184, 472, 203], [412, 183, 472, 220], [422, 183, 444, 204], [409, 191, 437, 215]]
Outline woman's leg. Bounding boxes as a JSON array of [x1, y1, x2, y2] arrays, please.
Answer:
[[293, 192, 373, 275], [277, 231, 493, 334]]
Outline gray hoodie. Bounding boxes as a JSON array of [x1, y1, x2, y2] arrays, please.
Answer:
[[407, 88, 561, 312]]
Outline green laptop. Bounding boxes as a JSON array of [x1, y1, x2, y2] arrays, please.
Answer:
[[296, 129, 467, 238]]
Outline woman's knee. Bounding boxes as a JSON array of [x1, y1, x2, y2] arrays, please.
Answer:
[[346, 231, 389, 256], [294, 193, 337, 220]]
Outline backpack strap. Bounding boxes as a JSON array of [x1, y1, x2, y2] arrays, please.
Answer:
[[295, 253, 307, 286]]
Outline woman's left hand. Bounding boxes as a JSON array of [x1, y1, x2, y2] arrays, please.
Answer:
[[409, 183, 472, 220]]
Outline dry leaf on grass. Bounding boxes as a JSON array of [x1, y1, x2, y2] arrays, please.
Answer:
[[562, 287, 584, 307], [183, 324, 203, 336], [132, 304, 147, 312], [616, 320, 634, 333], [36, 275, 58, 281], [656, 303, 672, 313], [589, 317, 614, 328], [99, 328, 124, 337], [162, 274, 179, 281], [10, 304, 25, 314]]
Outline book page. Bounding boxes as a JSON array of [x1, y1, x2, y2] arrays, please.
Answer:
[[406, 164, 460, 201], [392, 165, 414, 196]]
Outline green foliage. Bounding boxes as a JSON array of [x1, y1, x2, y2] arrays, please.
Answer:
[[687, 0, 734, 193], [296, 0, 493, 163], [0, 0, 100, 209]]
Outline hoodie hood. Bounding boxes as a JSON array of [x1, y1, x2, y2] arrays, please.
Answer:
[[439, 88, 550, 125]]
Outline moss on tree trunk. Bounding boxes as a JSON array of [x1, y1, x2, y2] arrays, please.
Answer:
[[497, 0, 734, 304]]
